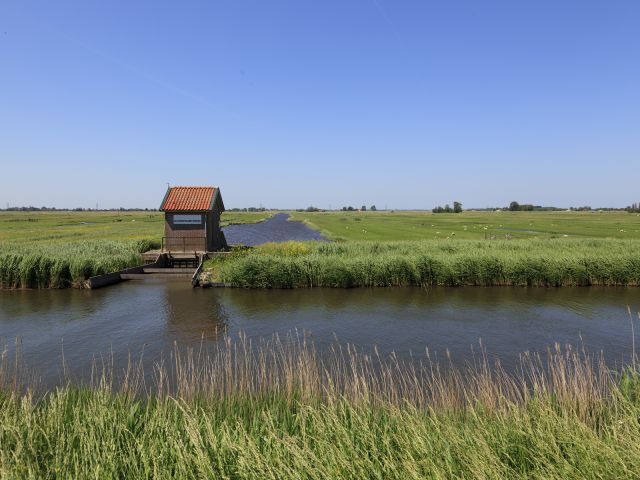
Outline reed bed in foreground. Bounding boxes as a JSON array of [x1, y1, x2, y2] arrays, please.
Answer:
[[1, 333, 640, 478], [0, 239, 158, 288], [218, 239, 640, 287]]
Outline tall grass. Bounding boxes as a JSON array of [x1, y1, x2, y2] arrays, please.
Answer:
[[0, 239, 158, 288], [219, 239, 640, 287], [1, 333, 640, 478]]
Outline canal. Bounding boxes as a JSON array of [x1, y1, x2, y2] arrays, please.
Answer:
[[1, 281, 638, 386]]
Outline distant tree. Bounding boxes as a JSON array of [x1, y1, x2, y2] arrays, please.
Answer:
[[361, 205, 367, 211], [453, 201, 463, 213], [509, 201, 520, 212], [432, 205, 444, 213], [626, 202, 640, 213], [342, 206, 347, 211], [370, 205, 377, 211], [444, 204, 452, 213], [347, 206, 355, 211]]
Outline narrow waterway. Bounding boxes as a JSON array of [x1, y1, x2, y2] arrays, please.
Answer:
[[222, 212, 327, 245], [1, 281, 638, 386]]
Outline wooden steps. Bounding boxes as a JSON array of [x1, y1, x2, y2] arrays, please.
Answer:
[[121, 273, 195, 279], [123, 266, 196, 280], [86, 252, 207, 289], [143, 268, 196, 274]]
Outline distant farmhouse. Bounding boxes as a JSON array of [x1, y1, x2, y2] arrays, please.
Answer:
[[159, 186, 226, 252]]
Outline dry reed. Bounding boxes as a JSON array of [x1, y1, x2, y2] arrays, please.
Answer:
[[1, 330, 639, 478]]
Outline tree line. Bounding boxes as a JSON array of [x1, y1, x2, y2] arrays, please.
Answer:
[[627, 203, 640, 213], [1, 206, 158, 212], [432, 202, 462, 213]]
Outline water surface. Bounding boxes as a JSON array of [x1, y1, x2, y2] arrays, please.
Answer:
[[223, 213, 327, 246], [1, 282, 638, 386]]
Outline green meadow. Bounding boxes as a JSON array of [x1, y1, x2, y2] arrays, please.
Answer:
[[203, 210, 640, 288], [289, 210, 640, 241], [3, 209, 640, 288], [0, 211, 164, 245], [0, 210, 272, 245]]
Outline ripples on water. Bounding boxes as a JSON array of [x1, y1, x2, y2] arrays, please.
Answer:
[[1, 282, 639, 386]]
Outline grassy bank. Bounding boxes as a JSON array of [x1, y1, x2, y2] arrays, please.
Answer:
[[5, 210, 640, 289], [0, 240, 158, 288], [0, 211, 273, 288], [214, 239, 640, 287], [1, 335, 639, 478]]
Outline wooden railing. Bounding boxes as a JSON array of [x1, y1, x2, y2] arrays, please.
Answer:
[[192, 254, 205, 287], [162, 236, 206, 252]]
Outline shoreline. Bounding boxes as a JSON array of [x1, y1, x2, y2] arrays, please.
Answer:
[[1, 334, 639, 478]]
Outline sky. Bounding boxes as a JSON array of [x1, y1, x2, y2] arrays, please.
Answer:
[[1, 1, 639, 210]]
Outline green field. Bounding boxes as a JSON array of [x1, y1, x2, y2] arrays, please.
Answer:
[[0, 211, 163, 245], [4, 210, 640, 288], [0, 210, 272, 245], [1, 335, 639, 479], [205, 211, 640, 288], [2, 209, 637, 246], [289, 210, 640, 241], [0, 211, 271, 288]]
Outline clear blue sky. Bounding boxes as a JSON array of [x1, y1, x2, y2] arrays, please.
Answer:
[[1, 1, 639, 209]]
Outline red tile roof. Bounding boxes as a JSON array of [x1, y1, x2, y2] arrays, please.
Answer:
[[160, 186, 217, 211]]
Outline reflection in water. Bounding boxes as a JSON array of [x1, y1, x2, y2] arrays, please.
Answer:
[[217, 287, 639, 370], [1, 288, 105, 318], [163, 281, 228, 342], [217, 287, 602, 316], [0, 281, 638, 387], [0, 279, 231, 385]]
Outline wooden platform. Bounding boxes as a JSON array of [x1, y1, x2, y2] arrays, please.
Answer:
[[143, 250, 234, 259], [85, 253, 204, 289], [142, 268, 196, 274], [121, 273, 195, 279], [142, 251, 162, 263]]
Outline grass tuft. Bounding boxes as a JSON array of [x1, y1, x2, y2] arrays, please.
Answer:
[[0, 333, 639, 478], [217, 239, 640, 288], [0, 240, 158, 288]]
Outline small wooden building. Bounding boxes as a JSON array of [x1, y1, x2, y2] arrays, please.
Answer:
[[159, 186, 227, 252]]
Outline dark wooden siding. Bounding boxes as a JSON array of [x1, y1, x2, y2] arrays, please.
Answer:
[[164, 213, 207, 251], [163, 201, 226, 252]]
